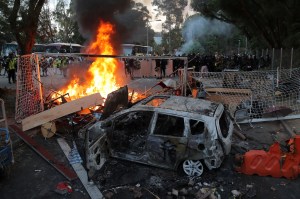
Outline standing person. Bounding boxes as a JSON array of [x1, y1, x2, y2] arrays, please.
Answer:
[[160, 58, 168, 78], [61, 57, 68, 77], [40, 56, 48, 77], [2, 56, 9, 77], [7, 52, 17, 84], [52, 57, 61, 74], [155, 55, 161, 79]]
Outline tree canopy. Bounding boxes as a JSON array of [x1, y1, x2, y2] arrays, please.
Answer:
[[0, 0, 14, 45], [152, 0, 188, 54], [191, 0, 300, 48], [53, 0, 84, 44], [7, 0, 45, 55]]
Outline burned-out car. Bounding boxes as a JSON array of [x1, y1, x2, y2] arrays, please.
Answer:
[[86, 95, 233, 176]]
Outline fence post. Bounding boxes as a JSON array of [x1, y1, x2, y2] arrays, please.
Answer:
[[183, 58, 188, 96], [290, 48, 294, 78], [271, 48, 275, 71]]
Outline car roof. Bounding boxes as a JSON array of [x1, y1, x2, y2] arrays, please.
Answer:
[[136, 95, 220, 117]]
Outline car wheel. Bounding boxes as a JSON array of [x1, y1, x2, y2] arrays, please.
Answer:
[[182, 160, 204, 176]]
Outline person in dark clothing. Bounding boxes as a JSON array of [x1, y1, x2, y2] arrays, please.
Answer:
[[155, 58, 161, 78], [7, 53, 17, 84], [160, 59, 168, 78], [2, 56, 8, 76]]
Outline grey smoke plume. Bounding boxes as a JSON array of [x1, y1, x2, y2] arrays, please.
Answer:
[[179, 16, 233, 54], [74, 0, 131, 43]]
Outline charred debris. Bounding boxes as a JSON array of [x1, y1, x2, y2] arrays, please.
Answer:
[[8, 81, 300, 199]]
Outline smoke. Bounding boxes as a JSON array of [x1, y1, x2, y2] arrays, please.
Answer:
[[74, 0, 131, 43], [178, 16, 233, 54]]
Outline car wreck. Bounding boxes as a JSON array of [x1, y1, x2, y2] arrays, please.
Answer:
[[85, 94, 233, 176]]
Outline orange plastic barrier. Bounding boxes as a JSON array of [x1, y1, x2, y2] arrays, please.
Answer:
[[235, 135, 300, 179]]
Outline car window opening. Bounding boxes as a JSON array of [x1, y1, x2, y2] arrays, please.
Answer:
[[219, 111, 230, 138], [153, 114, 184, 137], [189, 120, 206, 135], [109, 111, 153, 154]]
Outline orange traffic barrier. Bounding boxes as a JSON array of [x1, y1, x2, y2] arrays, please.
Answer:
[[235, 135, 300, 179]]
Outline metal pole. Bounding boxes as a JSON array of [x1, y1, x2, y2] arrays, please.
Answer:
[[279, 48, 282, 71], [169, 28, 171, 54], [245, 37, 247, 54], [290, 48, 294, 77], [271, 48, 275, 71], [183, 58, 188, 96], [277, 48, 283, 88], [146, 23, 149, 55]]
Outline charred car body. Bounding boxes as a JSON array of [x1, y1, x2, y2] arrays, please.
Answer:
[[86, 95, 233, 176]]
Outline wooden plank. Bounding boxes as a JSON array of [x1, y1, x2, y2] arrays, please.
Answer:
[[22, 93, 104, 131], [57, 138, 103, 199], [205, 87, 252, 95], [10, 125, 77, 181]]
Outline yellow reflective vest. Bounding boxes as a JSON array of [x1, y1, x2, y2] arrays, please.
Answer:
[[8, 58, 17, 70]]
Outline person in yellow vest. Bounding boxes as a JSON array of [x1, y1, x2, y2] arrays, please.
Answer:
[[52, 57, 61, 74], [61, 57, 68, 77], [7, 52, 17, 84]]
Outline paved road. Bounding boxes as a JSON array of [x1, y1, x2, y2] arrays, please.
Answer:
[[0, 73, 16, 89]]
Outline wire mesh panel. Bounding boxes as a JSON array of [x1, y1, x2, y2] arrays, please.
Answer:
[[15, 54, 43, 122], [190, 68, 300, 122]]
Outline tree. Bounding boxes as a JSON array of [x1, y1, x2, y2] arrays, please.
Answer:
[[36, 1, 57, 43], [191, 0, 300, 48], [152, 0, 188, 54], [53, 0, 84, 44], [0, 0, 14, 45], [152, 0, 188, 26], [8, 0, 46, 55]]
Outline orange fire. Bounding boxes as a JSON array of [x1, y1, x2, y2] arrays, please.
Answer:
[[54, 21, 120, 100]]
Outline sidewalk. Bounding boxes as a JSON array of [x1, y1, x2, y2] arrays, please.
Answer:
[[0, 74, 16, 89]]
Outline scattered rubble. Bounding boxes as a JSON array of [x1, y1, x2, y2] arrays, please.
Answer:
[[2, 82, 300, 198]]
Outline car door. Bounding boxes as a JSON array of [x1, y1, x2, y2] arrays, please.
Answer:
[[145, 112, 188, 169], [215, 106, 233, 155], [186, 119, 208, 155], [108, 110, 154, 158]]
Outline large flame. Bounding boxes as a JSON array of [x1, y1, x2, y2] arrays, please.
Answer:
[[54, 21, 119, 100]]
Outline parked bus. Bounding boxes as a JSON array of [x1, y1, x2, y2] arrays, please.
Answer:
[[44, 43, 84, 53], [32, 44, 46, 53], [1, 42, 46, 56], [1, 42, 18, 56], [121, 44, 153, 56]]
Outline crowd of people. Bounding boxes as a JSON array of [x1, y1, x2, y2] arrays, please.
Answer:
[[183, 52, 272, 72], [39, 55, 85, 77], [0, 54, 85, 84], [0, 51, 273, 85]]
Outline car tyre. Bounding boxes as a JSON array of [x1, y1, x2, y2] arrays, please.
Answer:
[[182, 160, 204, 176]]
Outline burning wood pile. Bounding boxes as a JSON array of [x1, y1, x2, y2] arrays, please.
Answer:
[[20, 21, 145, 134]]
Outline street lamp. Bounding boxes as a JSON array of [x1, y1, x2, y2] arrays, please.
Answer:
[[147, 19, 161, 55]]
